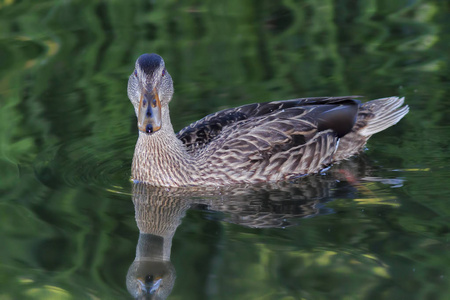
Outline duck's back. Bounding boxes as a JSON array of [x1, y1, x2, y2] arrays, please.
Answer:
[[176, 96, 408, 185]]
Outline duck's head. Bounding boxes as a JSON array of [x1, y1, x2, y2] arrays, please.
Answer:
[[128, 53, 174, 134], [126, 259, 176, 300]]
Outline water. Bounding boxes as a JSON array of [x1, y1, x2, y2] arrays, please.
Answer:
[[1, 0, 449, 299]]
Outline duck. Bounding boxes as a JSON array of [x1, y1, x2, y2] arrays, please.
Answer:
[[128, 53, 409, 187]]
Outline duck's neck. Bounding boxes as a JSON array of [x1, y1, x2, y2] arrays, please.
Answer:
[[132, 105, 194, 186]]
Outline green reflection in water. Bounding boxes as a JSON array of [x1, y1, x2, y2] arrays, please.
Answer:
[[0, 0, 449, 299]]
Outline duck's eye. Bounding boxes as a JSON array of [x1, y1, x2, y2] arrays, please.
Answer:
[[134, 70, 138, 77], [162, 69, 166, 77]]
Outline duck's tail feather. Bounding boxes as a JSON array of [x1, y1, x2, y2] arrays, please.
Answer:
[[357, 96, 409, 137], [333, 96, 408, 162]]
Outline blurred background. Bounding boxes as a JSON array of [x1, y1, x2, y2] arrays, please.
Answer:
[[0, 0, 449, 299]]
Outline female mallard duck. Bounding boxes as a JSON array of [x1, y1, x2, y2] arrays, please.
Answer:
[[128, 53, 409, 187]]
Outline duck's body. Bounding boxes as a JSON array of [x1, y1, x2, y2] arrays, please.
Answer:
[[128, 54, 409, 187]]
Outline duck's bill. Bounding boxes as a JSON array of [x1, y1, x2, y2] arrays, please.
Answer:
[[138, 88, 162, 133], [137, 276, 162, 295]]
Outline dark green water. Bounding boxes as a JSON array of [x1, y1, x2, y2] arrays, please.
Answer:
[[1, 0, 450, 299]]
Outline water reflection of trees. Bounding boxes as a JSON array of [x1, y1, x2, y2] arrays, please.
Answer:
[[0, 0, 449, 299]]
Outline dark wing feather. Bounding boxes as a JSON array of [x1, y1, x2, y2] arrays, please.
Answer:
[[176, 96, 362, 183], [176, 96, 361, 153]]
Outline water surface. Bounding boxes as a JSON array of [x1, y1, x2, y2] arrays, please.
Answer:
[[1, 1, 449, 299]]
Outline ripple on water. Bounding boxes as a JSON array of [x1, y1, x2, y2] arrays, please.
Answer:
[[34, 134, 134, 194]]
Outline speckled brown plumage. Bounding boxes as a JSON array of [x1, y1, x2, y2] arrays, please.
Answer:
[[128, 54, 409, 187]]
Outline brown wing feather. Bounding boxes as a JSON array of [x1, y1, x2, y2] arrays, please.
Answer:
[[178, 97, 361, 184], [176, 96, 361, 153]]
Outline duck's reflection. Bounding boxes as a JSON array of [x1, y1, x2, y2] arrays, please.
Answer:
[[126, 185, 189, 299], [126, 159, 372, 299]]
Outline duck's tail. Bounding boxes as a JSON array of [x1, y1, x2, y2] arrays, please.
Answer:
[[334, 96, 409, 161], [357, 96, 409, 137]]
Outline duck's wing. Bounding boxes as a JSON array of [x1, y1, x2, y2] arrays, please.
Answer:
[[177, 96, 361, 153], [177, 96, 362, 183]]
